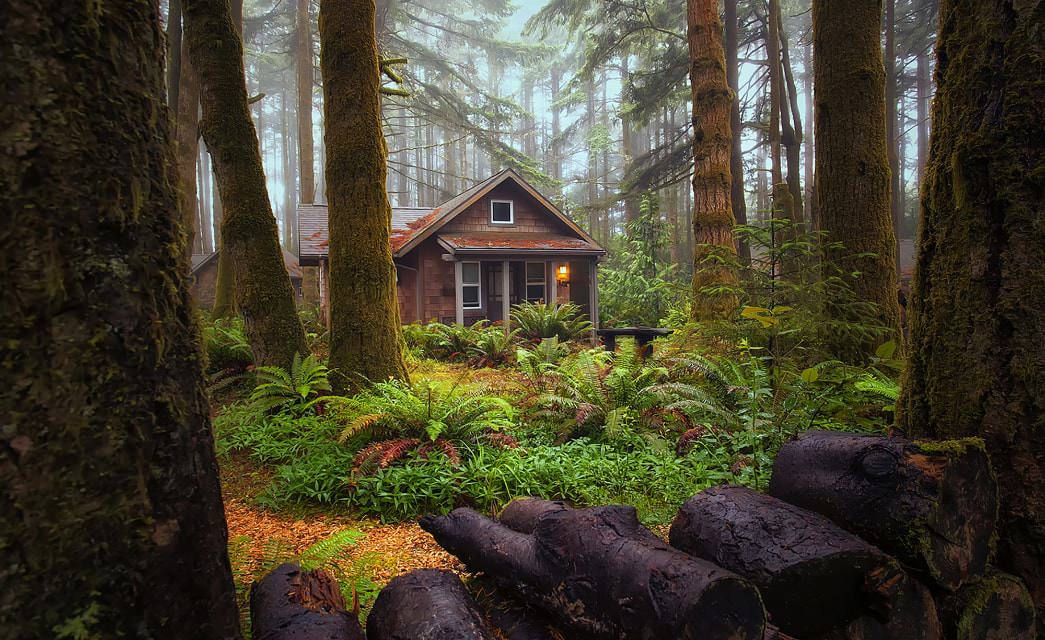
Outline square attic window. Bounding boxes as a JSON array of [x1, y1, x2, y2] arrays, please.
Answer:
[[490, 200, 514, 224]]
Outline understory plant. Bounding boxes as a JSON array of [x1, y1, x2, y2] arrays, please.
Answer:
[[511, 301, 593, 342], [249, 352, 332, 414], [336, 379, 518, 473]]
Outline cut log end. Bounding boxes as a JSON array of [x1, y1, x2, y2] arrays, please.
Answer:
[[249, 563, 365, 640], [938, 572, 1036, 640], [821, 577, 942, 640]]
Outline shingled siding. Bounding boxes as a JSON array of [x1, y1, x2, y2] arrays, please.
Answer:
[[441, 182, 571, 236]]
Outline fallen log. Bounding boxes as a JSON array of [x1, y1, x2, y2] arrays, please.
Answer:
[[499, 497, 569, 534], [768, 431, 996, 591], [472, 579, 575, 640], [820, 577, 942, 640], [935, 572, 1036, 640], [669, 485, 907, 637], [420, 505, 766, 640], [249, 563, 365, 640], [365, 569, 498, 640]]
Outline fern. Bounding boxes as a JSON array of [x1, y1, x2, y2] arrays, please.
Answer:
[[249, 353, 332, 414], [298, 529, 364, 571], [511, 301, 593, 341]]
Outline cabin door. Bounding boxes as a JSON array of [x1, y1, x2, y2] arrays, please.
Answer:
[[486, 262, 517, 322]]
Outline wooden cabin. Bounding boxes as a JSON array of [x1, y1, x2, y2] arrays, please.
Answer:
[[298, 169, 606, 326], [189, 249, 303, 310]]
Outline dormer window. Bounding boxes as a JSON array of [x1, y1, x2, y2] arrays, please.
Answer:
[[490, 200, 514, 224]]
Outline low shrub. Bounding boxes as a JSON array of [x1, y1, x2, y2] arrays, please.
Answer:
[[511, 301, 593, 342]]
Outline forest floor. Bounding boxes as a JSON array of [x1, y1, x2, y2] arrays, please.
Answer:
[[220, 452, 458, 624]]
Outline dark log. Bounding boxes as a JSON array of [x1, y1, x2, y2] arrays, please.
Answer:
[[249, 563, 365, 640], [499, 498, 570, 534], [763, 625, 800, 640], [421, 506, 766, 640], [669, 485, 907, 637], [935, 572, 1036, 640], [768, 431, 996, 591], [472, 579, 577, 640], [821, 577, 942, 640], [365, 569, 498, 640]]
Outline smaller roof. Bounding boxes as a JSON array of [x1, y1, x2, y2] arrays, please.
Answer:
[[438, 232, 605, 255], [190, 249, 302, 279]]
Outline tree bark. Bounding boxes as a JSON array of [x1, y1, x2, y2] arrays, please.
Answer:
[[167, 0, 183, 110], [885, 0, 902, 271], [184, 0, 307, 367], [175, 37, 201, 255], [777, 2, 804, 219], [768, 431, 997, 592], [897, 0, 1045, 622], [669, 485, 907, 637], [320, 0, 408, 392], [297, 0, 315, 205], [366, 569, 498, 639], [724, 0, 750, 262], [421, 506, 766, 639], [250, 563, 365, 640], [0, 2, 241, 636], [822, 577, 942, 640], [813, 0, 902, 359], [688, 0, 739, 320]]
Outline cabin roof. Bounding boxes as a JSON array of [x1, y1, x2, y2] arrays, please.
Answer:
[[190, 249, 302, 279], [438, 232, 604, 255], [297, 169, 602, 264]]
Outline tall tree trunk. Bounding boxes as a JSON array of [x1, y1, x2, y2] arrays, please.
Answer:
[[550, 66, 562, 182], [777, 1, 804, 218], [668, 106, 682, 266], [688, 0, 738, 320], [167, 0, 183, 109], [885, 0, 901, 272], [620, 57, 640, 227], [916, 49, 929, 199], [803, 38, 815, 227], [898, 0, 1045, 623], [175, 38, 202, 255], [297, 0, 315, 205], [320, 0, 408, 392], [813, 0, 902, 359], [725, 0, 749, 262], [0, 2, 241, 637], [184, 0, 307, 368]]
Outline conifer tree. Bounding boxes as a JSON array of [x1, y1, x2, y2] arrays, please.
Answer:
[[899, 0, 1044, 619], [320, 0, 408, 391], [0, 2, 240, 636], [812, 0, 902, 358], [688, 0, 738, 320], [184, 0, 307, 368]]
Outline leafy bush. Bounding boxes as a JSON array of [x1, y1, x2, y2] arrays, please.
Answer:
[[515, 337, 570, 395], [511, 301, 593, 342], [249, 353, 331, 414], [202, 317, 253, 373], [535, 345, 695, 440], [336, 379, 518, 473], [468, 326, 520, 367]]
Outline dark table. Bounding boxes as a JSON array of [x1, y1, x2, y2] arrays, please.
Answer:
[[597, 327, 674, 360]]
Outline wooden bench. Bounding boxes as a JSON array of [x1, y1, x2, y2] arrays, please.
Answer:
[[597, 327, 673, 360]]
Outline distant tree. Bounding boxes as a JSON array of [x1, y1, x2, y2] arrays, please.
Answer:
[[687, 0, 739, 320], [297, 0, 316, 204], [184, 0, 307, 368], [320, 0, 408, 392], [898, 0, 1044, 620], [0, 2, 240, 637], [812, 0, 902, 358]]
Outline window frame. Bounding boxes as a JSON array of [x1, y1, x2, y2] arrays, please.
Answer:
[[461, 261, 482, 310], [490, 199, 515, 225], [525, 261, 546, 303]]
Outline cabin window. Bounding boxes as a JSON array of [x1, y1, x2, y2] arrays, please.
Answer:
[[490, 200, 514, 224], [525, 262, 546, 302], [462, 261, 481, 309]]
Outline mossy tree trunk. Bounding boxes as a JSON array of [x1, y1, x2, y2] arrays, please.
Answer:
[[175, 30, 201, 256], [724, 0, 749, 263], [813, 0, 902, 359], [688, 0, 739, 321], [898, 0, 1045, 622], [319, 0, 408, 391], [184, 0, 307, 367], [0, 2, 241, 637]]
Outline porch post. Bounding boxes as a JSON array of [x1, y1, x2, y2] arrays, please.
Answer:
[[501, 260, 511, 332], [454, 260, 464, 325], [548, 261, 557, 305], [589, 259, 599, 337]]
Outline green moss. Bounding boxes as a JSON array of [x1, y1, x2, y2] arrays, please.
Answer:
[[911, 436, 986, 456]]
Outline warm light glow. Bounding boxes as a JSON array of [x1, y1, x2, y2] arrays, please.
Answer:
[[556, 264, 570, 281]]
